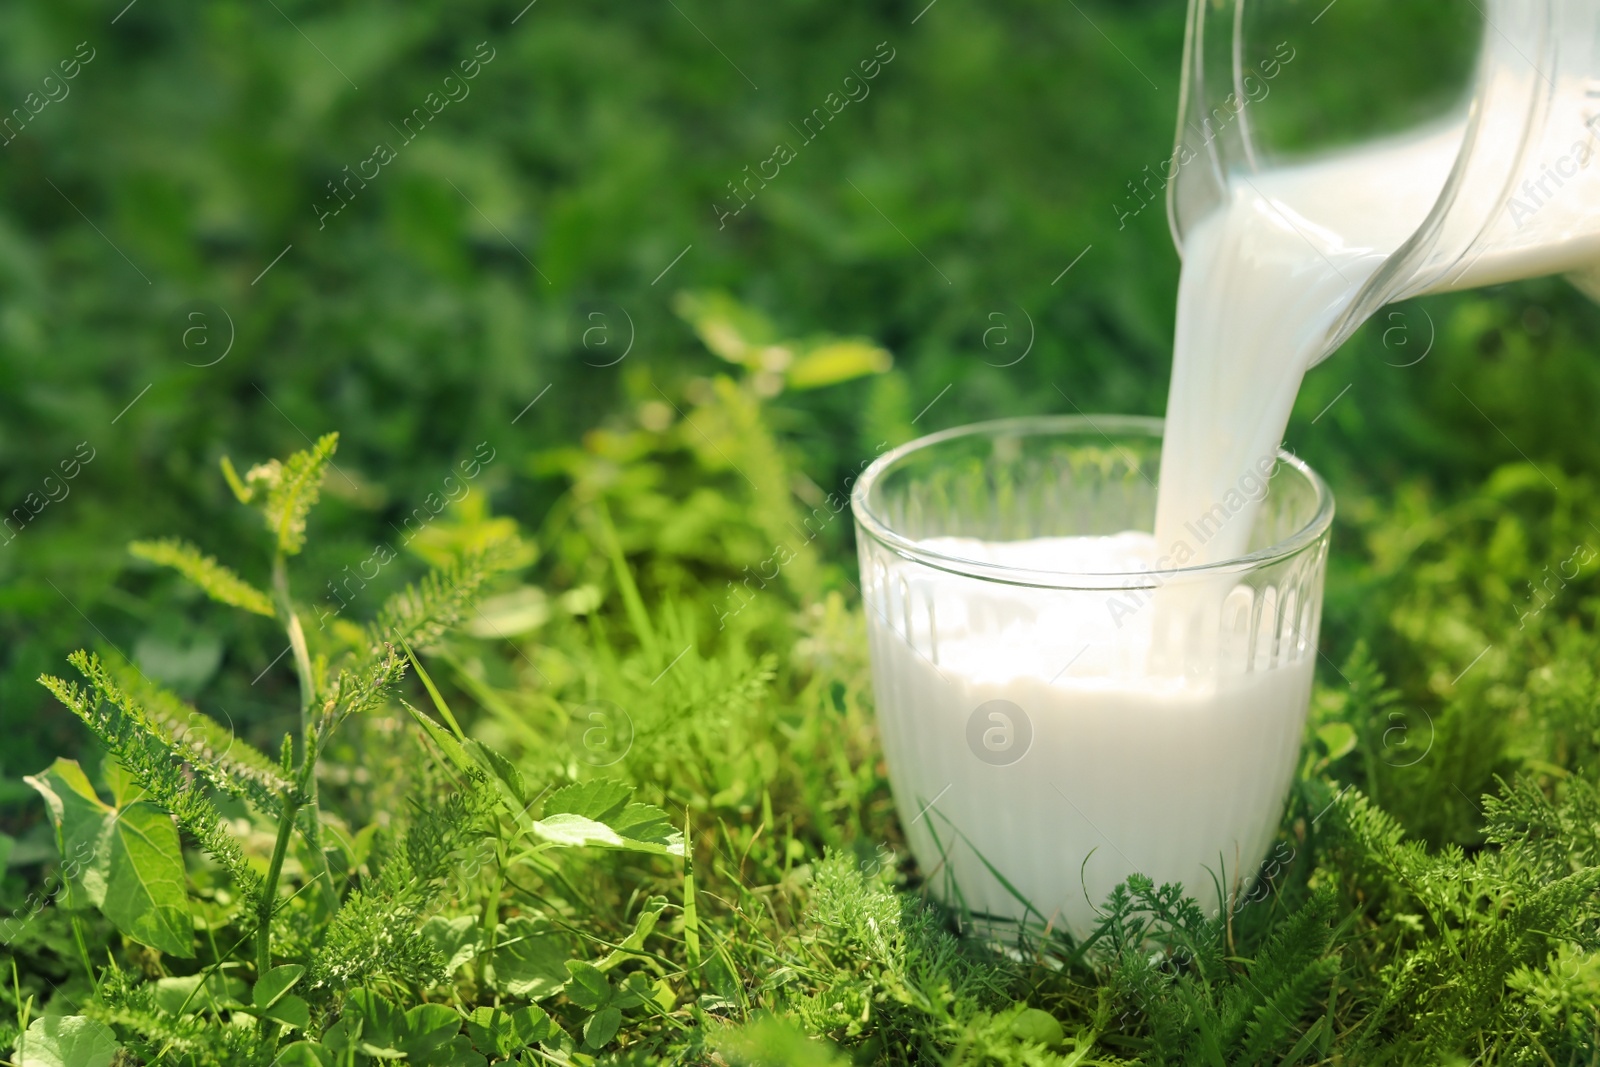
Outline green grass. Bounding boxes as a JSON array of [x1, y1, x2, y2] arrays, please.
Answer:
[[3, 324, 1598, 1064], [2, 0, 1600, 1063]]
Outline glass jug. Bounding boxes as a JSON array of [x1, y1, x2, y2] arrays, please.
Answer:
[[1168, 0, 1600, 362]]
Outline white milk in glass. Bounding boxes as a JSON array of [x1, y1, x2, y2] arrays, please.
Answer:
[[865, 533, 1313, 934], [865, 13, 1599, 934]]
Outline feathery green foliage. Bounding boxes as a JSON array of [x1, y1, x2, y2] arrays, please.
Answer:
[[368, 536, 533, 654], [308, 783, 494, 992], [128, 539, 277, 618], [249, 432, 340, 557], [102, 654, 294, 812]]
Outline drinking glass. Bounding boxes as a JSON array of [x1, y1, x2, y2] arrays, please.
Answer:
[[851, 415, 1333, 936]]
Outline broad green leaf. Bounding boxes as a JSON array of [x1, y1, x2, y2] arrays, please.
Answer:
[[420, 914, 481, 974], [25, 758, 194, 956], [254, 964, 306, 1009], [540, 1016, 578, 1055], [1009, 1007, 1066, 1047], [564, 960, 612, 1010], [23, 759, 106, 910], [153, 973, 249, 1014], [271, 1041, 333, 1066], [486, 917, 571, 999], [464, 1006, 518, 1059], [711, 1015, 850, 1066], [465, 1005, 550, 1058], [12, 1016, 119, 1067], [128, 538, 276, 616], [344, 988, 404, 1052], [357, 1042, 407, 1060], [532, 810, 684, 857], [609, 803, 683, 853], [510, 1005, 552, 1045], [532, 813, 625, 849], [101, 759, 145, 808], [261, 994, 311, 1032], [611, 971, 665, 1011], [785, 339, 893, 390], [100, 802, 193, 956], [1317, 722, 1358, 762], [463, 587, 549, 638], [598, 897, 669, 971], [582, 1005, 622, 1049], [543, 780, 631, 822], [263, 432, 338, 555], [672, 290, 778, 367], [400, 1003, 464, 1061], [420, 1035, 486, 1067]]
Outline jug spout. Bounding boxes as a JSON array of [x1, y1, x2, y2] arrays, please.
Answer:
[[1168, 0, 1600, 364]]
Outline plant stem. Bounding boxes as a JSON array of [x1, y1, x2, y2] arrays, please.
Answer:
[[272, 554, 318, 721], [68, 914, 99, 997], [256, 794, 301, 978], [272, 553, 341, 915], [477, 848, 503, 991]]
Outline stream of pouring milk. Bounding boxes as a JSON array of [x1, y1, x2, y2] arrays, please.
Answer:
[[1155, 127, 1461, 563]]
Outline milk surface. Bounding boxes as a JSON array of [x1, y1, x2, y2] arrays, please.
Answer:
[[864, 534, 1314, 934]]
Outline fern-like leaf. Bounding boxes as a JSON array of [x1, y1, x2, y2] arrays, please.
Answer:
[[99, 654, 293, 812], [263, 432, 339, 555], [367, 535, 528, 653], [315, 644, 406, 751], [129, 538, 275, 617], [309, 782, 491, 991], [1483, 773, 1600, 879], [1231, 886, 1340, 1062], [38, 652, 264, 906]]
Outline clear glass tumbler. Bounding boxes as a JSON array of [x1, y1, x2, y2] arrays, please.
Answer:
[[851, 415, 1333, 937]]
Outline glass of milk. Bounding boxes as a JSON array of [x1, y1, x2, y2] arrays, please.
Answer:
[[852, 415, 1333, 938]]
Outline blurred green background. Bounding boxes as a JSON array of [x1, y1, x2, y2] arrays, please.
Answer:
[[2, 0, 1597, 831]]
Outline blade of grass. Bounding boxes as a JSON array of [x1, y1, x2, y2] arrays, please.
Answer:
[[594, 497, 660, 662], [400, 637, 467, 743], [683, 809, 700, 971]]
